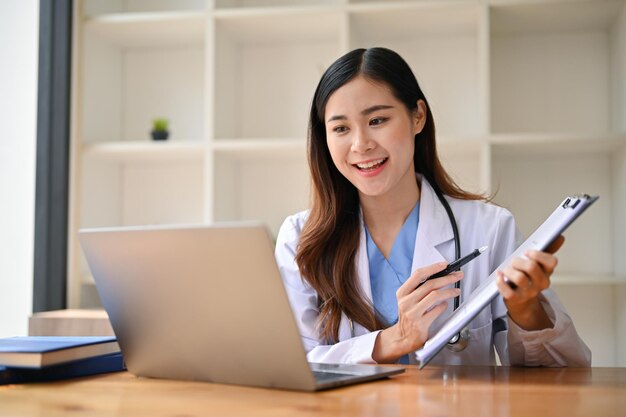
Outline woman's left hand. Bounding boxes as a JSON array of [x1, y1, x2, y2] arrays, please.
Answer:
[[495, 235, 565, 331]]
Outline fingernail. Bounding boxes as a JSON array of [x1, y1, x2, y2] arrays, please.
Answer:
[[503, 276, 518, 290]]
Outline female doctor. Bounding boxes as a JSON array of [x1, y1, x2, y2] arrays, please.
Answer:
[[275, 47, 591, 366]]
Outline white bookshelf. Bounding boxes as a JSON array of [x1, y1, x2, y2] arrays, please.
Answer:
[[69, 0, 626, 366]]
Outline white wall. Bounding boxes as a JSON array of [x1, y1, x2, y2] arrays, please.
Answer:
[[0, 0, 39, 337]]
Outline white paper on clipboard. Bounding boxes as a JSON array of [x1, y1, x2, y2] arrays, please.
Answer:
[[415, 194, 599, 369]]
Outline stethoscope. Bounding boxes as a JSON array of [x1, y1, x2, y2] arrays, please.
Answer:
[[432, 186, 470, 352], [348, 184, 470, 353]]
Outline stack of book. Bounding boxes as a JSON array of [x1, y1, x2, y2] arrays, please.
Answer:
[[0, 336, 125, 384]]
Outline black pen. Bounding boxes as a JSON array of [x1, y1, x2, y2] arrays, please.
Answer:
[[418, 246, 488, 287]]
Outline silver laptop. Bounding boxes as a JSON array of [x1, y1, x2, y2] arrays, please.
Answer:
[[79, 223, 404, 391]]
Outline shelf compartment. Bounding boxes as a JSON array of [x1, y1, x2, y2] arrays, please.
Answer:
[[82, 29, 205, 143], [214, 7, 341, 47], [490, 150, 616, 277], [490, 0, 623, 36], [490, 0, 626, 134], [551, 283, 619, 367], [82, 141, 205, 162], [437, 138, 490, 195], [79, 159, 205, 229], [348, 1, 479, 35], [213, 152, 310, 236], [348, 2, 484, 138], [84, 11, 205, 48], [213, 10, 341, 139]]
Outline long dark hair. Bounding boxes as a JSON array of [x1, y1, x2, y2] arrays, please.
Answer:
[[296, 47, 484, 343]]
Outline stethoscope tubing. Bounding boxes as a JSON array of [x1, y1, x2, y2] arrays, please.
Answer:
[[433, 185, 469, 351]]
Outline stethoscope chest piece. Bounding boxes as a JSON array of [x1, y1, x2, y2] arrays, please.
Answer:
[[446, 326, 470, 352]]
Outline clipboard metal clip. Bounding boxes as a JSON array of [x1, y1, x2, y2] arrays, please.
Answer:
[[562, 194, 591, 209]]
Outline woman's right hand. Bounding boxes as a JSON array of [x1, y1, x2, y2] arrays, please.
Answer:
[[372, 262, 463, 363]]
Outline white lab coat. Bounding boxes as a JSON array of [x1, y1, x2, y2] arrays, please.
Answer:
[[275, 177, 591, 367]]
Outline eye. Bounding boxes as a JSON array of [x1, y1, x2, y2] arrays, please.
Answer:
[[369, 117, 388, 126], [332, 125, 349, 134]]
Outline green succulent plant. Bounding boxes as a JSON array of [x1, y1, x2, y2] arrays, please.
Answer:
[[152, 118, 169, 132]]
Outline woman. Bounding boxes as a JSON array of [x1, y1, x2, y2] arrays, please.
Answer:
[[275, 47, 590, 366]]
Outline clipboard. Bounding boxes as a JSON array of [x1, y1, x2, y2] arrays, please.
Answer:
[[415, 194, 599, 368]]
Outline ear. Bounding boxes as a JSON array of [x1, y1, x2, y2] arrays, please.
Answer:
[[412, 100, 427, 135]]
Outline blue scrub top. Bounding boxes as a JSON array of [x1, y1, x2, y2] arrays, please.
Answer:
[[365, 203, 419, 364], [365, 202, 420, 327]]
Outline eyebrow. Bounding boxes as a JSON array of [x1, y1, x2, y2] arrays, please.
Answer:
[[326, 104, 395, 123]]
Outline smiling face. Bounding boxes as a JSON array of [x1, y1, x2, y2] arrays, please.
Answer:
[[324, 75, 426, 202]]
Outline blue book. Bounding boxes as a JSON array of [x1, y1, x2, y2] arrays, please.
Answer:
[[0, 336, 120, 368], [0, 352, 125, 385]]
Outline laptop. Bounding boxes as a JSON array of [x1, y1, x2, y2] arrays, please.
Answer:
[[79, 223, 404, 391]]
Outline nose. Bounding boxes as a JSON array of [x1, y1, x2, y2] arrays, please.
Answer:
[[350, 127, 376, 153]]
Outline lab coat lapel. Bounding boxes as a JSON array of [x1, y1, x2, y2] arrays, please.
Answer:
[[356, 214, 372, 304], [411, 178, 455, 271]]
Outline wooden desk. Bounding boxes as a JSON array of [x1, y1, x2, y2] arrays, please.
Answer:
[[1, 366, 625, 417]]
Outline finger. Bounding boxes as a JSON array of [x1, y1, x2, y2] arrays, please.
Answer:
[[398, 261, 447, 298], [399, 285, 447, 318], [420, 270, 464, 292], [524, 250, 558, 276], [496, 271, 517, 299], [544, 235, 565, 254], [414, 287, 461, 316], [499, 265, 532, 291], [402, 271, 463, 305], [420, 301, 448, 328], [509, 257, 551, 291], [510, 257, 546, 281], [503, 261, 551, 294], [398, 285, 458, 320]]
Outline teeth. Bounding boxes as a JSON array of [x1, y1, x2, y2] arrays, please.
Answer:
[[356, 158, 385, 169]]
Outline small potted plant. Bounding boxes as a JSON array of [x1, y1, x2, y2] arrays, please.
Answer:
[[151, 117, 170, 141]]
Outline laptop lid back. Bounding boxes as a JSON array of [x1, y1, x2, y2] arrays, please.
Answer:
[[80, 224, 318, 391]]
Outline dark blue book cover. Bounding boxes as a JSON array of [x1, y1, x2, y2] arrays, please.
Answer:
[[0, 352, 126, 385], [0, 336, 119, 367]]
